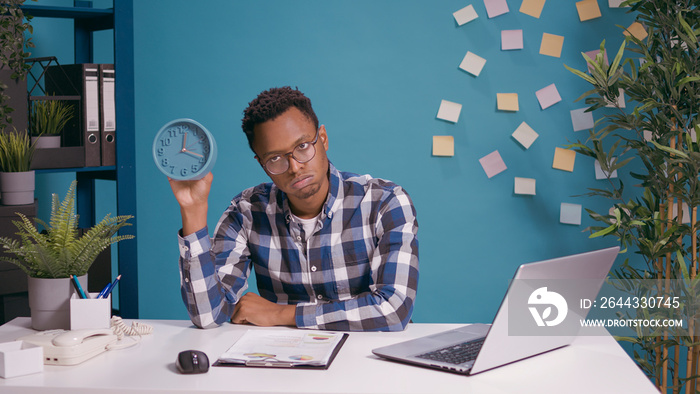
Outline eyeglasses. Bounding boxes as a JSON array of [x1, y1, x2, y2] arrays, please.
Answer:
[[260, 128, 320, 175]]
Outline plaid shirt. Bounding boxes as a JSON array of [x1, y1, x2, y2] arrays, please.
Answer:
[[178, 163, 419, 331]]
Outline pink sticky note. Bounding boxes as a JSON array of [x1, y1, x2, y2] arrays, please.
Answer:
[[535, 83, 562, 110], [484, 0, 509, 18], [479, 150, 507, 178], [584, 49, 608, 72], [501, 30, 524, 50]]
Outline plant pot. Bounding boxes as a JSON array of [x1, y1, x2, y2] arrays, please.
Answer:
[[0, 171, 35, 205], [27, 274, 87, 330], [31, 135, 61, 149]]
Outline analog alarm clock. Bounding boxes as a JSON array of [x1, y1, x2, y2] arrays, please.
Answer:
[[152, 119, 217, 180]]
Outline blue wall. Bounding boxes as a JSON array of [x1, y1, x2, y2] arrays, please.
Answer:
[[33, 1, 638, 324]]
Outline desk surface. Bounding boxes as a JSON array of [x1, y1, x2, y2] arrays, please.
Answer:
[[0, 317, 658, 394]]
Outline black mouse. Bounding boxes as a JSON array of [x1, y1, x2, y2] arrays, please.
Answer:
[[176, 350, 210, 374]]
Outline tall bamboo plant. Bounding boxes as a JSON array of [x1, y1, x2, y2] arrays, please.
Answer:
[[563, 1, 699, 393]]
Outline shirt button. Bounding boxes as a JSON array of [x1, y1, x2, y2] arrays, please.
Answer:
[[184, 277, 190, 283], [296, 236, 302, 241], [317, 295, 323, 300], [311, 266, 317, 272]]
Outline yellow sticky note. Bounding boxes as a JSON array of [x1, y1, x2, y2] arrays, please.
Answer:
[[514, 177, 536, 195], [553, 147, 576, 172], [576, 0, 601, 22], [540, 33, 564, 58], [520, 0, 545, 18], [497, 93, 519, 111], [624, 22, 648, 40], [432, 136, 454, 157]]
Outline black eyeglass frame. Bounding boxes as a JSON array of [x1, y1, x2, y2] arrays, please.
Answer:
[[258, 128, 320, 175]]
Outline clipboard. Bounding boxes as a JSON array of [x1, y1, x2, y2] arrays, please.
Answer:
[[213, 331, 349, 370]]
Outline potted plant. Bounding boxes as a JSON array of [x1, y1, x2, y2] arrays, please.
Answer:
[[564, 0, 699, 392], [0, 180, 134, 329], [29, 99, 74, 148], [0, 0, 34, 132], [0, 130, 37, 205]]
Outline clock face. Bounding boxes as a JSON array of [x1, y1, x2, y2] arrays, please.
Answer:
[[152, 119, 217, 180]]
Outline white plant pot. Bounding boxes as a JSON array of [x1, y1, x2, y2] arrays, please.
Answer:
[[27, 275, 88, 331], [31, 135, 61, 149], [0, 170, 35, 205]]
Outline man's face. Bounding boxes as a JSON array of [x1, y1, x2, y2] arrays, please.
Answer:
[[252, 107, 329, 207]]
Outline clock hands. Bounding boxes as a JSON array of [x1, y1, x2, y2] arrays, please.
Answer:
[[179, 132, 205, 158]]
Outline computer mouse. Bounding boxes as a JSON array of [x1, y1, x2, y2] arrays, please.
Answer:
[[176, 350, 210, 374]]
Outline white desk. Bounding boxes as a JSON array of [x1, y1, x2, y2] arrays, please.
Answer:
[[0, 317, 659, 393]]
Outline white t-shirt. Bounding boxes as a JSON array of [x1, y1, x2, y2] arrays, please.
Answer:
[[291, 213, 320, 242]]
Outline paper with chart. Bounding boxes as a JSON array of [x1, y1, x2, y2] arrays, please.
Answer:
[[218, 330, 346, 366]]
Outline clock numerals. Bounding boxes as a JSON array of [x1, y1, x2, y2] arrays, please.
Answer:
[[160, 137, 172, 147], [192, 164, 199, 172], [157, 147, 165, 156], [180, 168, 188, 177], [161, 158, 169, 166]]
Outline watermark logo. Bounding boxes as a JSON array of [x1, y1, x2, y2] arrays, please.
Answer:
[[528, 287, 568, 327]]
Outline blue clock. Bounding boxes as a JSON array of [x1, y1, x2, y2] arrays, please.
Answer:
[[152, 118, 217, 180]]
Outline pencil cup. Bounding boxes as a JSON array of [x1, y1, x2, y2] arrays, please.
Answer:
[[70, 293, 111, 330]]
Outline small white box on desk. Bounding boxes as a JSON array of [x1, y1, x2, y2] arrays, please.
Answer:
[[0, 341, 43, 378], [70, 293, 111, 330]]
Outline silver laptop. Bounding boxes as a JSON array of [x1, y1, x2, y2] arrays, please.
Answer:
[[372, 246, 619, 375]]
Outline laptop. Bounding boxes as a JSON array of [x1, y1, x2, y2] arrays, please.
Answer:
[[372, 246, 619, 375]]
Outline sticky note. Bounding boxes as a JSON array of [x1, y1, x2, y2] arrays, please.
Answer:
[[514, 177, 536, 195], [520, 0, 545, 18], [643, 130, 653, 141], [571, 108, 594, 131], [608, 0, 628, 7], [584, 49, 608, 72], [459, 51, 487, 77], [484, 0, 509, 18], [479, 150, 507, 178], [539, 33, 564, 58], [497, 93, 519, 111], [624, 22, 648, 40], [576, 0, 602, 21], [436, 100, 462, 123], [560, 203, 582, 225], [535, 83, 562, 110], [512, 122, 539, 149], [605, 88, 626, 108], [433, 136, 455, 157], [594, 159, 618, 179], [553, 147, 576, 172], [453, 5, 479, 25], [501, 29, 524, 50], [673, 202, 691, 224]]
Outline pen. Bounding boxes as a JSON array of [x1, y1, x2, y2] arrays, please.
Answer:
[[70, 275, 88, 299], [102, 274, 121, 298]]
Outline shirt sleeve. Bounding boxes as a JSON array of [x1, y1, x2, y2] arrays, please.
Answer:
[[178, 203, 253, 329], [294, 186, 419, 331]]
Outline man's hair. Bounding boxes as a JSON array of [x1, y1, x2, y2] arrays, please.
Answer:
[[241, 86, 319, 153]]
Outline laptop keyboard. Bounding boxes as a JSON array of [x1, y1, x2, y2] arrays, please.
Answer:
[[415, 337, 486, 365]]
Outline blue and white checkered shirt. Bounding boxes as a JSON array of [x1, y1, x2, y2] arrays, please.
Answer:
[[178, 163, 419, 331]]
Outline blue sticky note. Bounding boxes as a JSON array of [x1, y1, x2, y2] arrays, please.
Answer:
[[571, 108, 594, 131]]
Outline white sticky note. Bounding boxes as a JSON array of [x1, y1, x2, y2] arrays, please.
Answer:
[[484, 0, 509, 18], [673, 202, 691, 224], [571, 108, 594, 131], [514, 177, 536, 195], [479, 150, 507, 178], [453, 5, 479, 25], [459, 51, 487, 77], [560, 203, 582, 225], [512, 122, 539, 149], [501, 29, 524, 50], [436, 100, 463, 123], [609, 0, 628, 7], [605, 88, 626, 108], [594, 159, 618, 179], [535, 83, 562, 110]]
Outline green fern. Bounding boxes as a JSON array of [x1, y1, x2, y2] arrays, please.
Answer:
[[0, 180, 134, 278]]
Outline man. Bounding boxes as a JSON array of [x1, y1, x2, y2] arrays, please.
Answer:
[[171, 86, 418, 331]]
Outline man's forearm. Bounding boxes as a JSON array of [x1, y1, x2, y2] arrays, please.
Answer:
[[181, 203, 208, 236]]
